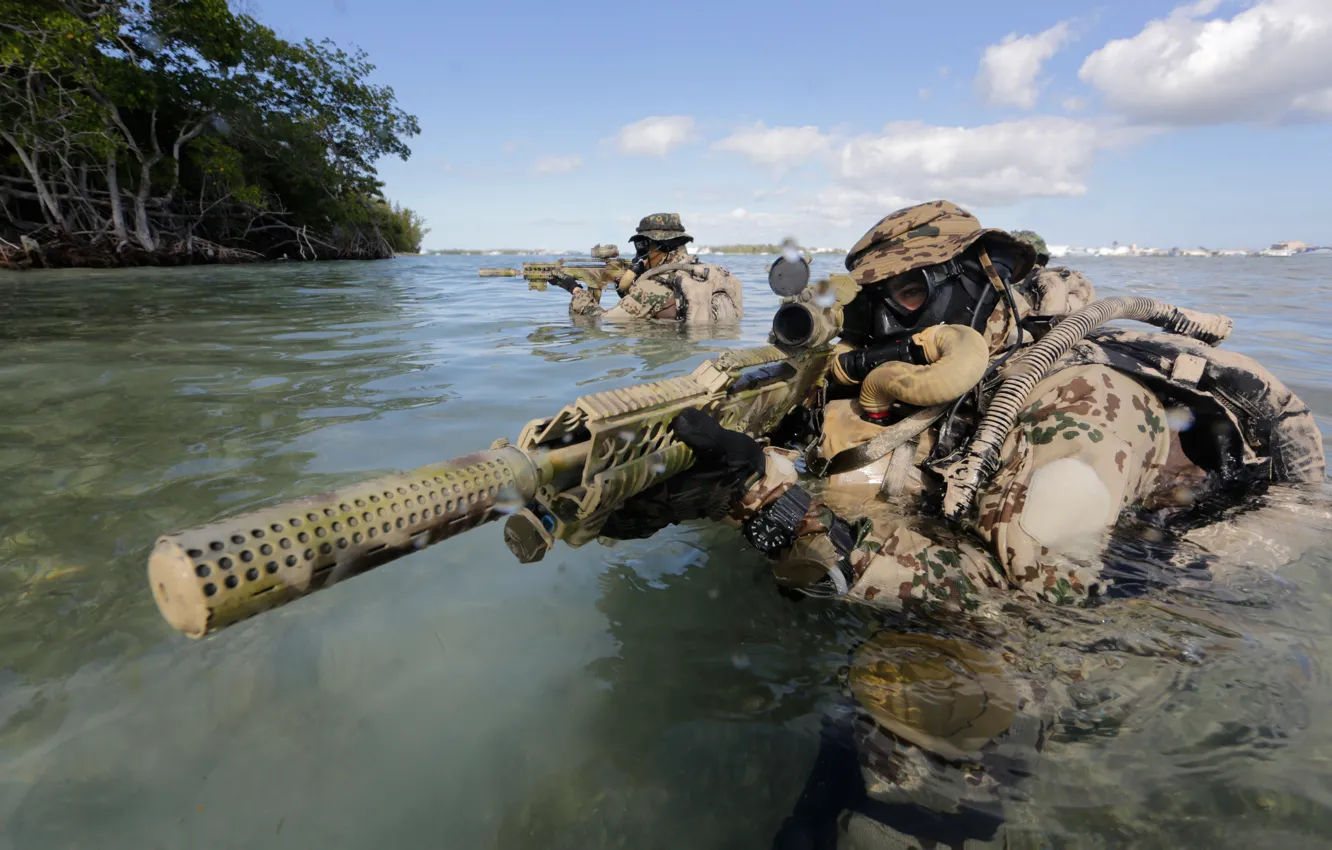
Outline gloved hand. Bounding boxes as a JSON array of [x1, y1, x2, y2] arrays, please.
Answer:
[[598, 408, 766, 540], [671, 407, 767, 480], [834, 329, 927, 384]]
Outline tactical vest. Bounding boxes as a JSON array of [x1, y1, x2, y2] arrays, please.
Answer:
[[639, 260, 744, 325]]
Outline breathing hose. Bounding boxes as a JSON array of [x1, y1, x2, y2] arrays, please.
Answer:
[[939, 296, 1233, 521], [859, 324, 990, 413]]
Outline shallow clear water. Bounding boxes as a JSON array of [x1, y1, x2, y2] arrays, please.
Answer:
[[1, 254, 1331, 849]]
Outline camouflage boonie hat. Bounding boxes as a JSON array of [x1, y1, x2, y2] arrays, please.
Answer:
[[1011, 230, 1050, 265], [845, 200, 1035, 286], [632, 212, 693, 244]]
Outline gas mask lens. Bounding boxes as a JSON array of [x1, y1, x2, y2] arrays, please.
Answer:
[[886, 271, 929, 315]]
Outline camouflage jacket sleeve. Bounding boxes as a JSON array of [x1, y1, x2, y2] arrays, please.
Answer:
[[732, 449, 1008, 615], [568, 287, 604, 316]]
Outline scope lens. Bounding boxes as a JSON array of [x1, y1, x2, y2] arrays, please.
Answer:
[[773, 303, 815, 346]]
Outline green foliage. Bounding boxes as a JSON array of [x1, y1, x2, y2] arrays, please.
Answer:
[[372, 201, 430, 253], [0, 0, 424, 261]]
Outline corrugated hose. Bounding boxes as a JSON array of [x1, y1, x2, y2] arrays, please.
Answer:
[[939, 296, 1233, 521]]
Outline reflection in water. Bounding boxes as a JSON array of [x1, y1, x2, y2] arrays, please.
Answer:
[[521, 320, 744, 377], [492, 524, 874, 849], [1, 255, 1332, 848]]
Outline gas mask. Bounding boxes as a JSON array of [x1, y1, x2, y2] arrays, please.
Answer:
[[630, 238, 669, 275], [836, 242, 1024, 382], [846, 242, 1023, 343]]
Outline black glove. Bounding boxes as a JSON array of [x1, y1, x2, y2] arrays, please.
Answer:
[[549, 273, 581, 294], [671, 407, 766, 479], [599, 408, 765, 540], [835, 332, 927, 383]]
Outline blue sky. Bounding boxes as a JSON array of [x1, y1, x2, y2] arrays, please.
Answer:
[[250, 0, 1332, 252]]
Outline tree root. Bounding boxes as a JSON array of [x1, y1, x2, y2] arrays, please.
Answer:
[[0, 228, 389, 270]]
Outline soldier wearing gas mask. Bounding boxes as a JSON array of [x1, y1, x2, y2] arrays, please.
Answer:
[[612, 198, 1322, 620], [599, 199, 1324, 848]]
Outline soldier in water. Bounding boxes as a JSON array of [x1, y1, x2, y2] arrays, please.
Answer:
[[600, 200, 1325, 847], [567, 213, 745, 324], [1010, 228, 1098, 319]]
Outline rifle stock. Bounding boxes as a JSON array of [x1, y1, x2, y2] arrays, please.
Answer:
[[148, 335, 836, 638]]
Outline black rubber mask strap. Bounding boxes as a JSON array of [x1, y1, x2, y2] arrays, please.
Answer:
[[919, 257, 966, 289]]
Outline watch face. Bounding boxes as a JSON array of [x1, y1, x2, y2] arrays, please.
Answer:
[[768, 256, 810, 297]]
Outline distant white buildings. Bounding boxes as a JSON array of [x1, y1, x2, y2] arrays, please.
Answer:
[[693, 245, 846, 255], [1259, 241, 1309, 257], [1051, 240, 1326, 258]]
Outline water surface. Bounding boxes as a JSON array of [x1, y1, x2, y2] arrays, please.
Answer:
[[2, 254, 1331, 848]]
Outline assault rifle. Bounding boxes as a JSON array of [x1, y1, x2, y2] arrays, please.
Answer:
[[147, 257, 842, 638], [478, 244, 631, 299]]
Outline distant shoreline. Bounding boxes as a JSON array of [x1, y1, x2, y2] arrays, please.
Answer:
[[413, 249, 1329, 260], [416, 245, 849, 257]]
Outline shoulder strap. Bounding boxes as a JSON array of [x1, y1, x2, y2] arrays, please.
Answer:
[[823, 404, 949, 475]]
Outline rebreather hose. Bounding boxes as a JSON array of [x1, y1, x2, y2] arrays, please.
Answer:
[[939, 296, 1233, 521]]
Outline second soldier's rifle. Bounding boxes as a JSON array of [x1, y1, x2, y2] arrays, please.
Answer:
[[478, 244, 631, 298], [146, 258, 843, 638]]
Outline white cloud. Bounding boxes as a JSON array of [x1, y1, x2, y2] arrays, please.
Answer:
[[976, 22, 1073, 109], [1063, 96, 1088, 111], [608, 115, 698, 156], [1293, 87, 1332, 115], [686, 207, 804, 237], [532, 155, 582, 175], [1079, 0, 1332, 124], [711, 123, 829, 169], [801, 188, 914, 229], [722, 207, 793, 226], [687, 189, 914, 247], [833, 117, 1142, 207], [689, 113, 1153, 245]]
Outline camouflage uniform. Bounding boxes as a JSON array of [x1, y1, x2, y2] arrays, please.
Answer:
[[601, 202, 1323, 849], [735, 201, 1324, 613], [720, 202, 1324, 848], [564, 266, 630, 316], [570, 214, 744, 324], [1010, 228, 1100, 317], [831, 363, 1176, 612]]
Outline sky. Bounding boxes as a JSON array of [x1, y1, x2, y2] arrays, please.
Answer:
[[247, 0, 1332, 252]]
